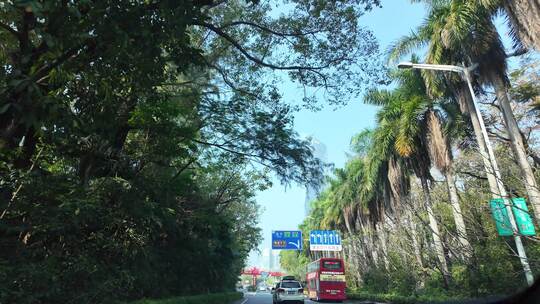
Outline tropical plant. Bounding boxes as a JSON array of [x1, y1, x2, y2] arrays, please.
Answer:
[[410, 0, 540, 50], [364, 68, 451, 286], [390, 0, 540, 223], [477, 0, 540, 51]]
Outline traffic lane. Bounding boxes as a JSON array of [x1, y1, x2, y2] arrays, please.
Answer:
[[237, 293, 511, 304], [239, 291, 271, 304], [240, 291, 380, 304]]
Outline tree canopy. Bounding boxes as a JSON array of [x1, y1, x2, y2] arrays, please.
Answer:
[[0, 1, 384, 303]]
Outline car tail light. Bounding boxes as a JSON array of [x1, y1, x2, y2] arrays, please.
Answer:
[[298, 288, 304, 293], [277, 288, 285, 293]]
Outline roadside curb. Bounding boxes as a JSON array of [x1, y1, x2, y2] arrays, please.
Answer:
[[348, 301, 388, 304]]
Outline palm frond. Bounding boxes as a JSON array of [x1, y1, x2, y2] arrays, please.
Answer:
[[350, 128, 374, 157], [426, 109, 452, 172], [387, 28, 429, 63], [363, 89, 395, 106]]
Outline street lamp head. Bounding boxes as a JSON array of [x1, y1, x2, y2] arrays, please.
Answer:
[[397, 62, 414, 69]]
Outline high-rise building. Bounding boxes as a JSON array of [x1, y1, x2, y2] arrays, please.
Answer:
[[305, 138, 327, 216], [259, 248, 281, 271], [272, 250, 280, 271], [269, 249, 274, 270], [262, 248, 270, 269]]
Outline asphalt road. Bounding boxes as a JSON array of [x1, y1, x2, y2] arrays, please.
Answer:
[[237, 291, 316, 304], [234, 292, 509, 304], [236, 291, 383, 304]]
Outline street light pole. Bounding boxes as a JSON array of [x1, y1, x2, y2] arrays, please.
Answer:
[[398, 62, 535, 286]]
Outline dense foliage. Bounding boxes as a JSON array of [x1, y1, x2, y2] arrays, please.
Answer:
[[130, 292, 243, 304], [280, 0, 540, 294], [282, 59, 540, 299], [0, 0, 383, 303]]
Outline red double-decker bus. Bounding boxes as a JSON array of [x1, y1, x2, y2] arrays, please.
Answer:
[[306, 258, 346, 302]]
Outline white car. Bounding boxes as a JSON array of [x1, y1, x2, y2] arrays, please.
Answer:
[[272, 280, 304, 304], [260, 286, 267, 292]]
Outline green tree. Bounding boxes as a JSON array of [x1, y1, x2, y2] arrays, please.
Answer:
[[365, 76, 452, 286], [475, 0, 540, 51], [390, 0, 540, 224], [0, 1, 385, 302]]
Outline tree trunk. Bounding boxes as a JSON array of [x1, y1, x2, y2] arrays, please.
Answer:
[[504, 0, 540, 51], [344, 212, 353, 236], [445, 167, 473, 260], [343, 242, 358, 287], [352, 237, 364, 285], [493, 75, 540, 224], [377, 222, 390, 271], [407, 209, 424, 269], [344, 214, 363, 284], [420, 177, 450, 287], [357, 218, 375, 266], [361, 223, 379, 267], [461, 87, 501, 196], [407, 208, 425, 289]]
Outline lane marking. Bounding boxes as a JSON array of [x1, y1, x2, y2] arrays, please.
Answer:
[[240, 298, 248, 304]]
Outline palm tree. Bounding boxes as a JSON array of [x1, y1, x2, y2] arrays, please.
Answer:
[[479, 0, 540, 51], [505, 0, 540, 50], [373, 65, 474, 257], [390, 0, 540, 224], [364, 83, 451, 286], [412, 0, 540, 50], [426, 109, 472, 259]]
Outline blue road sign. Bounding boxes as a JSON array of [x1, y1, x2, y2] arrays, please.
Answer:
[[310, 230, 342, 251], [272, 230, 302, 250]]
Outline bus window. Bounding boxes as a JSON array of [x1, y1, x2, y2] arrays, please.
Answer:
[[322, 260, 342, 270]]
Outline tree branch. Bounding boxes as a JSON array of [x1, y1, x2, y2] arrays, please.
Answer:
[[507, 48, 528, 58], [190, 138, 275, 169], [191, 21, 330, 71], [170, 157, 198, 181], [1, 146, 44, 219], [455, 170, 488, 180], [31, 40, 92, 82], [207, 61, 261, 99], [486, 129, 510, 142], [221, 20, 322, 37], [0, 22, 20, 38]]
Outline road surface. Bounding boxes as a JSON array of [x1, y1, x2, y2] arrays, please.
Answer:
[[235, 291, 509, 304], [235, 291, 385, 304]]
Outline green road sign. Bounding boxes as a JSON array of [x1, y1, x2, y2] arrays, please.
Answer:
[[489, 198, 536, 236], [512, 198, 536, 236], [490, 199, 513, 236]]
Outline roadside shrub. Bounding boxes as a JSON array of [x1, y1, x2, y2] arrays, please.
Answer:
[[131, 292, 243, 304], [361, 265, 389, 294]]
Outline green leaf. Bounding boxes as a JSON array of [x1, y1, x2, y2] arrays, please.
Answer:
[[0, 103, 10, 114], [43, 33, 55, 48]]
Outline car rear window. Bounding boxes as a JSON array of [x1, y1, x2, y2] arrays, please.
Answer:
[[322, 260, 342, 270], [281, 281, 301, 288]]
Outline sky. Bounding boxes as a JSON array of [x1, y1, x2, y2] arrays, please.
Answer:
[[247, 0, 428, 268]]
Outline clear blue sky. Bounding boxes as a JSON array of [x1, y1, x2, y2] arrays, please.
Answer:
[[248, 0, 427, 268]]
